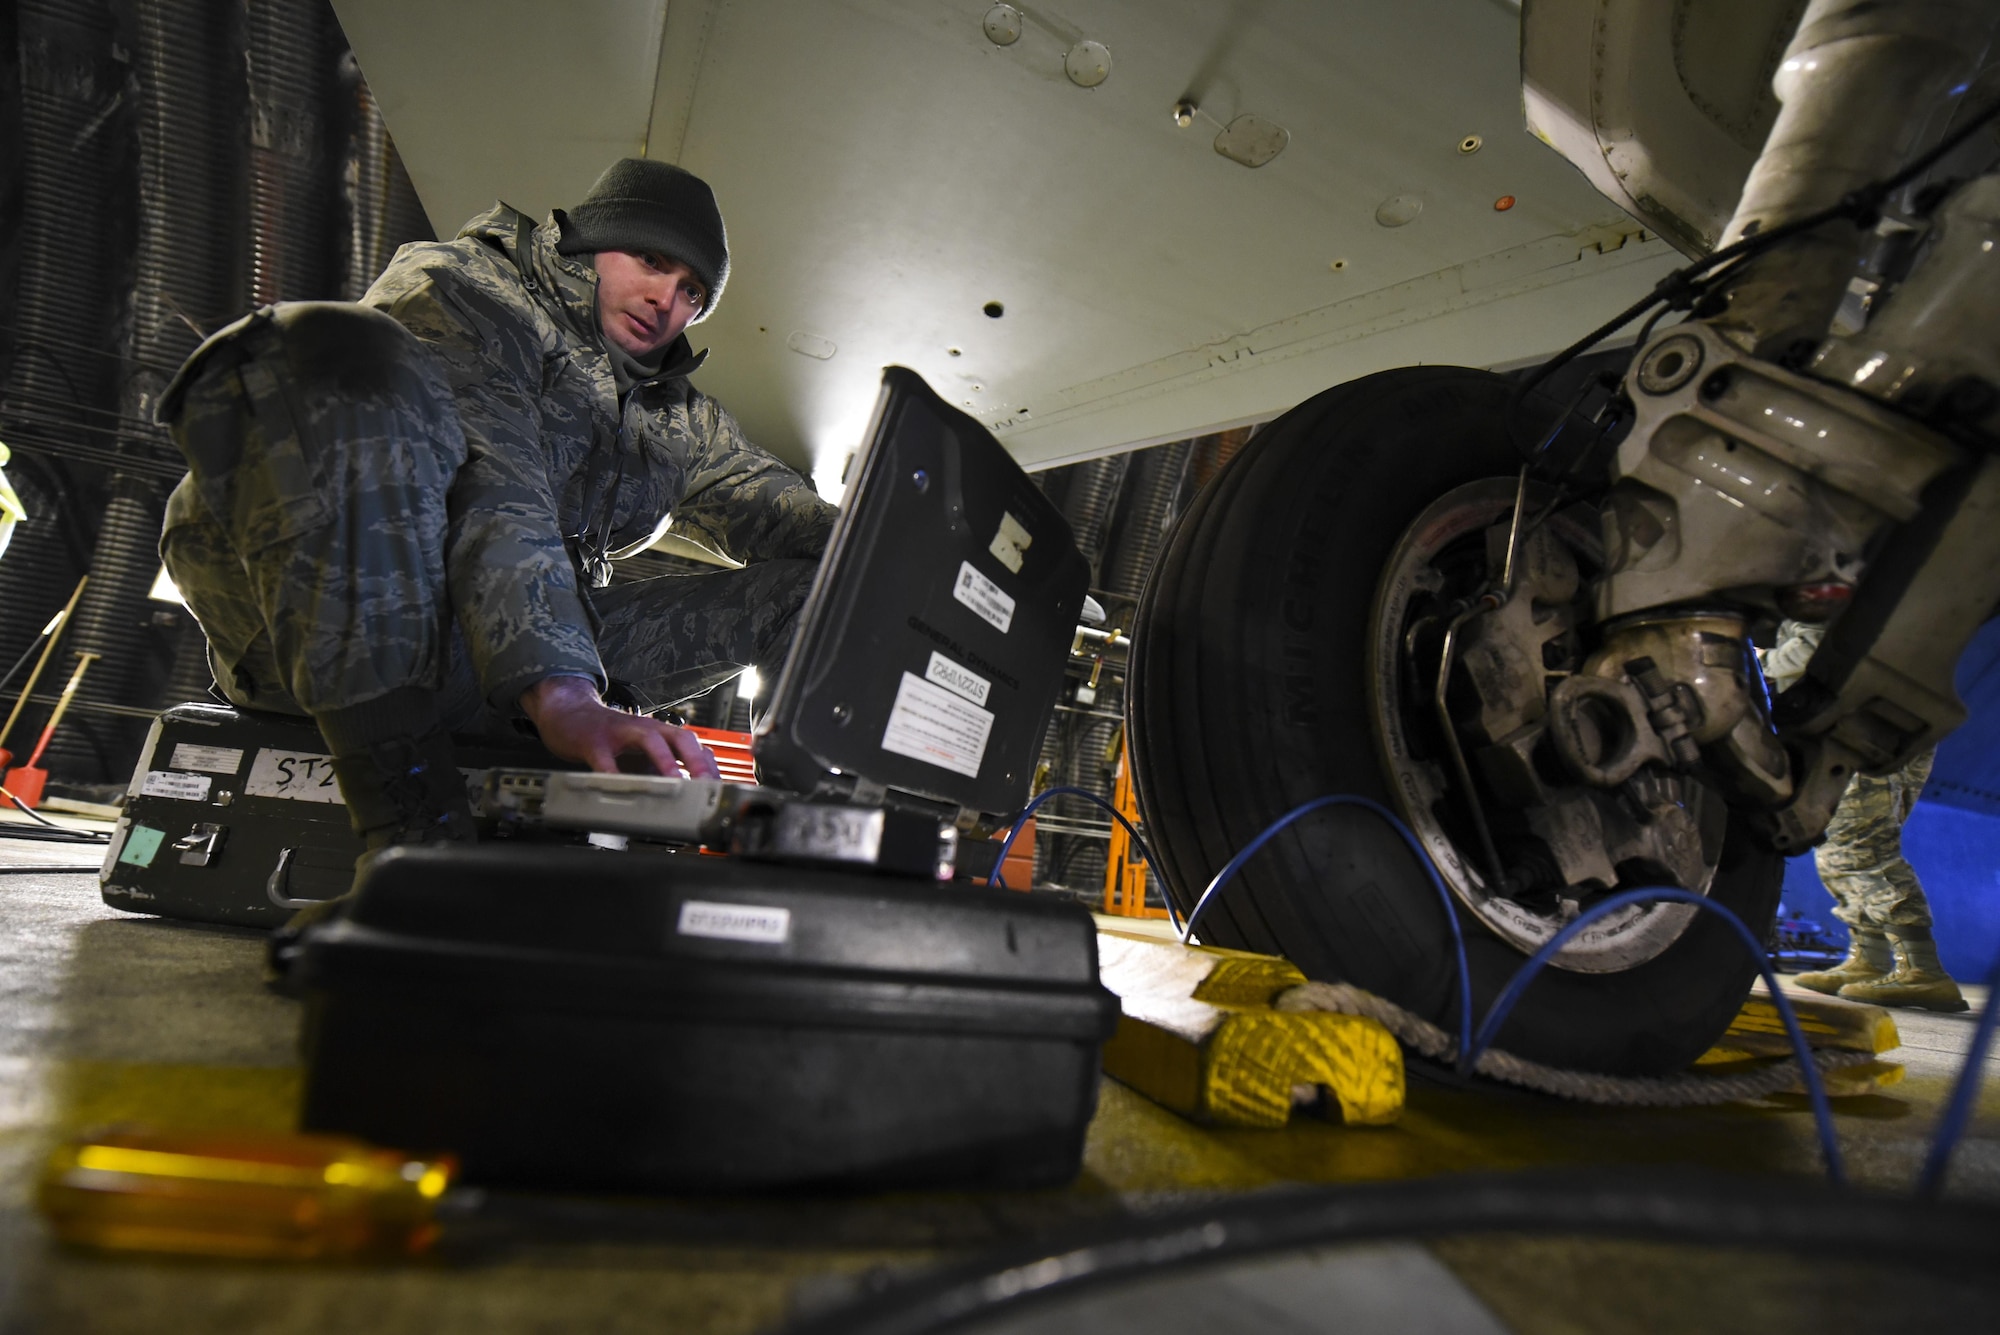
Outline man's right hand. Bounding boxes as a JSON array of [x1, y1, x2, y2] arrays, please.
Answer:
[[518, 675, 722, 779]]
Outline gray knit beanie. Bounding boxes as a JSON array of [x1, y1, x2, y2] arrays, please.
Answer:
[[557, 158, 729, 319]]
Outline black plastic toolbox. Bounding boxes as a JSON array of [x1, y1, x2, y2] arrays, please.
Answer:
[[294, 845, 1119, 1191]]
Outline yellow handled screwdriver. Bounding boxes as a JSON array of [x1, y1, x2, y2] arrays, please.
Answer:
[[38, 1127, 459, 1261]]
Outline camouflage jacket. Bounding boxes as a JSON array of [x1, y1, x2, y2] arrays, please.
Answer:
[[363, 204, 836, 706]]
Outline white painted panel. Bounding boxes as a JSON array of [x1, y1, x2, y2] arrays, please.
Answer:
[[333, 0, 1672, 484], [332, 0, 668, 232]]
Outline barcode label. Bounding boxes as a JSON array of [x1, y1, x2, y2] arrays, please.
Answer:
[[676, 900, 791, 945], [952, 561, 1015, 633]]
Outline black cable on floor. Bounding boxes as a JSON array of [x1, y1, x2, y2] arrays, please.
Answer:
[[778, 1168, 2000, 1335], [0, 827, 111, 844]]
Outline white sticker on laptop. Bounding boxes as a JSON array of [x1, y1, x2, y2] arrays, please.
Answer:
[[881, 671, 994, 778], [953, 560, 1015, 633], [925, 651, 991, 707], [245, 749, 345, 804], [169, 743, 243, 775], [140, 770, 212, 802], [988, 512, 1033, 574], [677, 900, 791, 945]]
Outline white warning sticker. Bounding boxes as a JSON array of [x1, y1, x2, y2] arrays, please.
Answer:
[[244, 749, 345, 804], [881, 671, 994, 778], [677, 900, 791, 945], [925, 650, 991, 707], [169, 743, 243, 775], [140, 770, 212, 803], [952, 560, 1015, 634]]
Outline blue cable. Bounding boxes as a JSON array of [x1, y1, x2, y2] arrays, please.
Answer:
[[1915, 947, 2000, 1198], [1460, 885, 1845, 1187], [1024, 781, 1878, 1190], [1178, 794, 1473, 1067], [990, 785, 1182, 932]]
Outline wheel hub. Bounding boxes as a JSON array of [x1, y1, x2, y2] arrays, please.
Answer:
[[1368, 479, 1726, 973]]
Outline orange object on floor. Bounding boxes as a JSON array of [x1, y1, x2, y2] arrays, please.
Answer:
[[3, 650, 99, 810], [2, 765, 47, 810], [1104, 738, 1169, 919], [975, 816, 1035, 890]]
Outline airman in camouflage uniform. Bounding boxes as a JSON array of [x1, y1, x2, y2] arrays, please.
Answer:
[[1763, 620, 1968, 1011], [158, 159, 836, 847]]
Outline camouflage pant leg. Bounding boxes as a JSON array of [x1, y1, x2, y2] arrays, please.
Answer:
[[158, 303, 467, 717], [1812, 748, 1936, 932], [587, 558, 820, 710]]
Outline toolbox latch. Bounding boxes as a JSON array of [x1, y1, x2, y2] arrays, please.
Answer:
[[173, 823, 228, 867]]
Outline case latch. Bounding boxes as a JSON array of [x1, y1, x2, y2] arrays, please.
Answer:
[[173, 823, 228, 867]]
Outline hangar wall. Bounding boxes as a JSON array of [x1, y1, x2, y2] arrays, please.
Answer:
[[0, 0, 432, 792]]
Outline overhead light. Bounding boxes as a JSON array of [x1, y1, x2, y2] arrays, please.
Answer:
[[739, 666, 762, 700], [1064, 40, 1111, 88], [1214, 114, 1289, 168]]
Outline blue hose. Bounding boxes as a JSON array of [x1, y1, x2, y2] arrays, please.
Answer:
[[1014, 783, 1896, 1189], [990, 785, 1181, 932], [1459, 886, 1846, 1186], [1177, 794, 1474, 1067], [1915, 948, 2000, 1198]]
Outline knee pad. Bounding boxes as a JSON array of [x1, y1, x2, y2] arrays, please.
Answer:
[[159, 302, 437, 427], [265, 301, 436, 403]]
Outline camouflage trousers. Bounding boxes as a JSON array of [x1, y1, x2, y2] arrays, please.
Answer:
[[159, 303, 815, 736], [1813, 748, 1936, 933]]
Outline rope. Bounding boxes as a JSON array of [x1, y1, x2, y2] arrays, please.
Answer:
[[1276, 980, 1880, 1109]]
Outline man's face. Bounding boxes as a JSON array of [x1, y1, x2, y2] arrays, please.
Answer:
[[593, 249, 708, 359]]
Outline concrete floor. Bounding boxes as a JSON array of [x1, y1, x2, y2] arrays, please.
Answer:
[[1, 819, 1996, 1335]]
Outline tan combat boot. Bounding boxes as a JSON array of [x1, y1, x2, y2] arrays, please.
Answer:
[[1794, 927, 1892, 996], [1838, 929, 1970, 1012]]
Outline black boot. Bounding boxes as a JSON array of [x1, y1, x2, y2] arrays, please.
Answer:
[[326, 727, 477, 851], [267, 688, 475, 985]]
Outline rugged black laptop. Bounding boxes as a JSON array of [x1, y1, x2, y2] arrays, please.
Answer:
[[753, 366, 1090, 827]]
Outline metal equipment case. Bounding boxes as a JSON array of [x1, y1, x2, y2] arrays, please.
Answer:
[[101, 704, 365, 928], [296, 844, 1119, 1191], [100, 703, 565, 928]]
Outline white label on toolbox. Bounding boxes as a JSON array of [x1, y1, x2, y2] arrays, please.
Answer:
[[244, 749, 345, 804], [952, 560, 1015, 633], [139, 770, 212, 802], [677, 900, 791, 945], [881, 671, 993, 778], [924, 650, 991, 707], [169, 743, 243, 775]]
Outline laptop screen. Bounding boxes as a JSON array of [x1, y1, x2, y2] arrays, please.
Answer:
[[754, 367, 1089, 820]]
